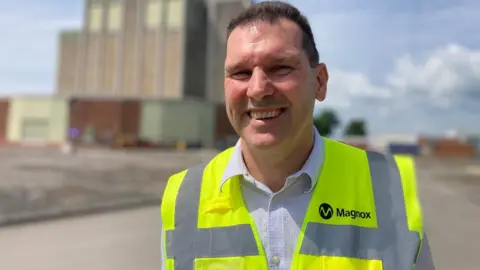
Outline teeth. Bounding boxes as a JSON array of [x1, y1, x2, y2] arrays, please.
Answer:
[[250, 110, 282, 120]]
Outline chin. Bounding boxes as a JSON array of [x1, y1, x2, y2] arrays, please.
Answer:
[[244, 133, 283, 149]]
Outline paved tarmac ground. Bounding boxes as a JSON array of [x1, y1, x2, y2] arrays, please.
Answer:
[[415, 157, 480, 270], [0, 206, 163, 270], [0, 146, 217, 225], [0, 156, 479, 270]]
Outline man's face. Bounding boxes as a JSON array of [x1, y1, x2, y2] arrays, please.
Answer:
[[224, 19, 328, 149]]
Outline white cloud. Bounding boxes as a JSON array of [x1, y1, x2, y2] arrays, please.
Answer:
[[316, 43, 480, 133], [327, 43, 480, 105], [387, 44, 480, 101], [324, 69, 392, 108]]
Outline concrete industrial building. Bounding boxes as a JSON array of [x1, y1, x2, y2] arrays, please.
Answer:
[[56, 0, 250, 102], [2, 0, 250, 148]]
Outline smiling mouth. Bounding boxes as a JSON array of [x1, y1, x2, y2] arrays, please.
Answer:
[[247, 108, 286, 120]]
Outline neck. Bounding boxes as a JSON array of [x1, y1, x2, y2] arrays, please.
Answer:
[[241, 128, 315, 193]]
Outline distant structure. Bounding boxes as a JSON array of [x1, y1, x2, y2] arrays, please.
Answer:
[[56, 0, 250, 103], [0, 0, 250, 148]]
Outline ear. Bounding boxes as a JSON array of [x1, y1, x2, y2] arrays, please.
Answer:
[[314, 63, 329, 102]]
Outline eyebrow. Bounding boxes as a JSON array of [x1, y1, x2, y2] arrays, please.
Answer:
[[271, 53, 300, 62], [225, 53, 300, 73]]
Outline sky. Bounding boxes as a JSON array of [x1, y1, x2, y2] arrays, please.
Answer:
[[0, 0, 479, 136]]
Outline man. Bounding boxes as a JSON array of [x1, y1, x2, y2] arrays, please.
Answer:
[[160, 1, 435, 269]]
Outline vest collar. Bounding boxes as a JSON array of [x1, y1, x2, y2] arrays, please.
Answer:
[[220, 128, 325, 193]]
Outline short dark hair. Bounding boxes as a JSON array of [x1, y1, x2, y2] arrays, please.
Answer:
[[226, 1, 319, 67]]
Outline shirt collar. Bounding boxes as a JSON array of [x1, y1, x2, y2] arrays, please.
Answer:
[[220, 128, 324, 193]]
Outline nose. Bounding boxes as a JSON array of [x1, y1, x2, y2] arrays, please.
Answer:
[[247, 67, 273, 100]]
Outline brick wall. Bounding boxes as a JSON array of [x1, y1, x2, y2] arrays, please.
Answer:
[[431, 139, 475, 158], [68, 98, 140, 145], [0, 99, 9, 142]]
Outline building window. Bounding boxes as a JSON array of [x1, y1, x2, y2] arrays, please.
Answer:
[[166, 0, 183, 29], [145, 0, 164, 29], [108, 1, 123, 32], [89, 3, 103, 32]]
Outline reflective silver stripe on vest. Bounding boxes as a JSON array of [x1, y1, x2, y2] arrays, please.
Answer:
[[299, 151, 421, 270], [165, 163, 260, 269]]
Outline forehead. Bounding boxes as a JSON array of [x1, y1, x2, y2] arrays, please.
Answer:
[[225, 19, 304, 64]]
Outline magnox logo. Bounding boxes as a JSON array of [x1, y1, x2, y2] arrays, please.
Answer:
[[318, 203, 372, 220], [318, 203, 334, 219]]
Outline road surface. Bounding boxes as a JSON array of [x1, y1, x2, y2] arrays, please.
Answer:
[[0, 159, 479, 270], [416, 158, 480, 270], [0, 206, 163, 270]]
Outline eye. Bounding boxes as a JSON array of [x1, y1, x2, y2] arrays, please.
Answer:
[[231, 70, 251, 80], [271, 65, 292, 75]]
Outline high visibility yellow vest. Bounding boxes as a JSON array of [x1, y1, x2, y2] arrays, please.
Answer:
[[161, 138, 424, 270]]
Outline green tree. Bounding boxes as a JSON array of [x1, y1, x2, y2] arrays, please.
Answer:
[[314, 109, 340, 137], [344, 119, 367, 136]]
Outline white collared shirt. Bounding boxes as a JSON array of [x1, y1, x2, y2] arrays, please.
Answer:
[[221, 127, 325, 194], [218, 128, 325, 269]]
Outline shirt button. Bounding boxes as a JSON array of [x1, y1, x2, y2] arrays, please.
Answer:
[[272, 256, 280, 265]]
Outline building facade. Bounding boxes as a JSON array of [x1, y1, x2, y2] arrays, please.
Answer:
[[6, 96, 69, 146], [56, 0, 251, 102], [49, 0, 251, 148]]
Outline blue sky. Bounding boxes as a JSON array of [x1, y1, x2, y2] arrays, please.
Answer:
[[0, 0, 479, 136]]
